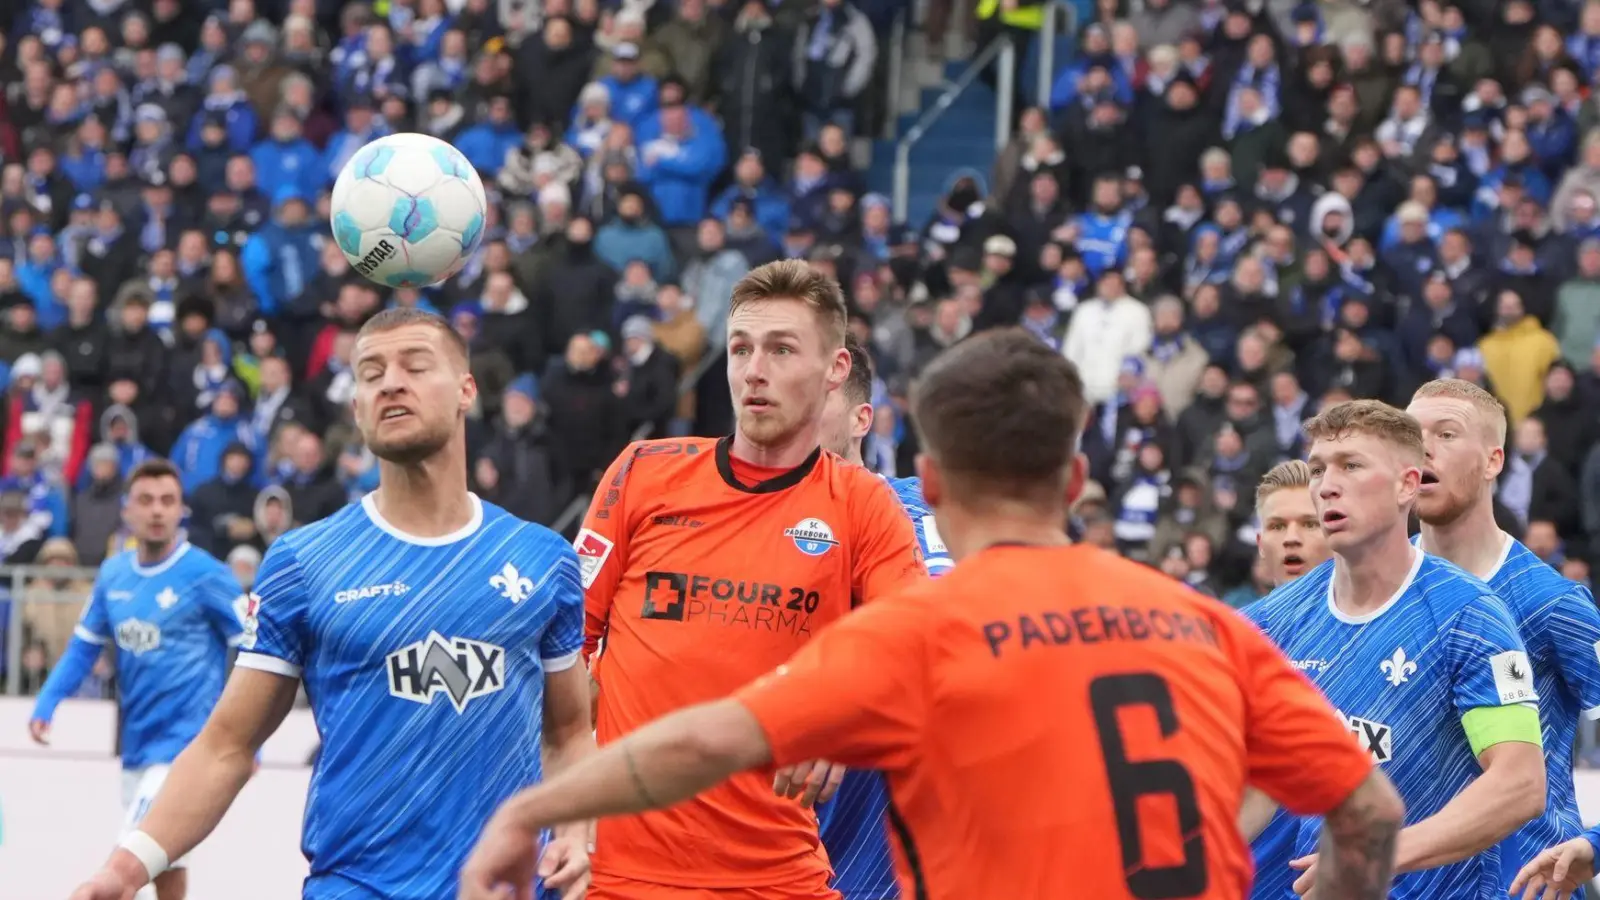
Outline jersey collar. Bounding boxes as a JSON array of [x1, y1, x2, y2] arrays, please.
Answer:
[[715, 435, 821, 494]]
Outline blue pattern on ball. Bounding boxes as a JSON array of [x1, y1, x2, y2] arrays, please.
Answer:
[[384, 270, 438, 288], [352, 145, 394, 179], [387, 197, 439, 243], [460, 212, 485, 254], [429, 145, 472, 180], [331, 211, 364, 257]]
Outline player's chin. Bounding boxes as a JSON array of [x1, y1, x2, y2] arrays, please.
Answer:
[[736, 410, 793, 444], [368, 429, 449, 464]]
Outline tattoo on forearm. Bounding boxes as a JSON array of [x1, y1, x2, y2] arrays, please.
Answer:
[[623, 743, 660, 808], [1316, 781, 1400, 900]]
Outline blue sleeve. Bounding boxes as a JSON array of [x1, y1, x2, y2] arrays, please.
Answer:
[[1446, 593, 1539, 715], [45, 488, 68, 538], [199, 569, 248, 647], [237, 538, 311, 676], [240, 234, 274, 305], [1538, 581, 1600, 720], [1587, 826, 1600, 867], [911, 512, 953, 575], [77, 577, 111, 643], [539, 542, 585, 668], [31, 636, 102, 722]]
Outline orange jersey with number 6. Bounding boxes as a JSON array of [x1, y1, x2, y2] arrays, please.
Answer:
[[736, 543, 1376, 900], [579, 436, 925, 890]]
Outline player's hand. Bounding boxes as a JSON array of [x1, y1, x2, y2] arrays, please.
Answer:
[[773, 759, 846, 808], [28, 717, 50, 745], [1289, 853, 1316, 896], [537, 832, 592, 900], [1511, 836, 1596, 900], [67, 869, 137, 900], [459, 811, 541, 900]]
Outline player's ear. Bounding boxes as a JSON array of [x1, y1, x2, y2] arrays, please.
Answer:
[[851, 402, 873, 441], [826, 343, 849, 391], [459, 371, 478, 414], [915, 453, 940, 508], [1397, 462, 1422, 506], [1485, 444, 1505, 480], [1063, 453, 1088, 509]]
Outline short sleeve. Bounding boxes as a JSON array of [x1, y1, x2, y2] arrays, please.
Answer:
[[198, 569, 249, 647], [1446, 594, 1539, 716], [234, 539, 312, 679], [912, 514, 954, 576], [578, 444, 643, 661], [1226, 612, 1374, 817], [540, 543, 585, 673], [850, 477, 926, 605], [75, 579, 110, 645], [735, 598, 930, 772], [1537, 582, 1600, 720]]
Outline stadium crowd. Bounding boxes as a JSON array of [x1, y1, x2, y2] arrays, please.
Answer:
[[7, 0, 1600, 697]]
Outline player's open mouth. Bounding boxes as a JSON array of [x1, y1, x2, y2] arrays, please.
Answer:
[[1322, 511, 1348, 527], [380, 407, 413, 421], [1282, 553, 1304, 568], [1420, 470, 1439, 485], [743, 398, 774, 410]]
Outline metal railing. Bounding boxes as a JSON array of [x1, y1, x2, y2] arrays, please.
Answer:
[[891, 34, 1017, 224], [889, 0, 1078, 224], [3, 565, 100, 696], [882, 8, 910, 140]]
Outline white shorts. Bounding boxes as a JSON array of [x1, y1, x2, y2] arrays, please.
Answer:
[[120, 765, 187, 870]]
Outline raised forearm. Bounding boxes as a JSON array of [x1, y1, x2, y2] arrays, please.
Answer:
[[1314, 770, 1405, 900], [1394, 751, 1544, 872], [500, 699, 768, 833]]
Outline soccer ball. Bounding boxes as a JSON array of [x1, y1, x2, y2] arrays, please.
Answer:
[[330, 133, 488, 289]]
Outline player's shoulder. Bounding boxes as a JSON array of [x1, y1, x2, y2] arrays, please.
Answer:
[[172, 542, 234, 579], [1411, 551, 1519, 626], [477, 497, 577, 558], [886, 475, 929, 514], [94, 548, 137, 584], [1245, 559, 1335, 632], [616, 437, 720, 480], [1490, 538, 1587, 605]]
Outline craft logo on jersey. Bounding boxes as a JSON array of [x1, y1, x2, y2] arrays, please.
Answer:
[[155, 587, 179, 610], [574, 529, 614, 589], [490, 563, 534, 604], [784, 518, 838, 557], [1340, 711, 1393, 762], [115, 619, 162, 656], [1380, 647, 1417, 687], [334, 580, 410, 605], [386, 632, 506, 713], [1490, 649, 1536, 705]]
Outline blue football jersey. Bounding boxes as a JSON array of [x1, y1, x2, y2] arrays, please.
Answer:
[[817, 475, 943, 900], [236, 494, 584, 900], [1248, 549, 1538, 899], [75, 542, 246, 769], [1478, 537, 1600, 897]]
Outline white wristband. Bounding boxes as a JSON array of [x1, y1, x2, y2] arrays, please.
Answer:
[[118, 830, 170, 882]]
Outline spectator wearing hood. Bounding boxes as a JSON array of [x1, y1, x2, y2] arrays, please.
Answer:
[[171, 380, 259, 492], [241, 186, 321, 318], [185, 64, 258, 153], [618, 314, 680, 438], [476, 374, 564, 523], [250, 105, 324, 199], [711, 150, 792, 241], [188, 441, 261, 556], [70, 442, 122, 566], [76, 403, 151, 491], [595, 189, 676, 280]]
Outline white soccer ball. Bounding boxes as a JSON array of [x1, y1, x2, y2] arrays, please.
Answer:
[[329, 133, 488, 289]]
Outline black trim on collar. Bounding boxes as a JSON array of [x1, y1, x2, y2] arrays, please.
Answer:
[[714, 435, 821, 494]]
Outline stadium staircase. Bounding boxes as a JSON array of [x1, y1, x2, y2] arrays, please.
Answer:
[[867, 0, 1083, 229]]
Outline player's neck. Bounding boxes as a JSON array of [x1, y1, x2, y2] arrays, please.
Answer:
[[939, 504, 1069, 561], [1417, 499, 1507, 580], [733, 425, 822, 469], [135, 538, 179, 567], [373, 453, 475, 538], [1331, 529, 1417, 616], [843, 441, 864, 468]]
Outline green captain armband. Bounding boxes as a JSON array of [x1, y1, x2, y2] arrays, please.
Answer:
[[1461, 704, 1543, 757]]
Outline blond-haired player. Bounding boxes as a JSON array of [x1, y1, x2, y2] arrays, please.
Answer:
[[1406, 379, 1600, 900], [1256, 459, 1332, 587], [1242, 400, 1545, 899]]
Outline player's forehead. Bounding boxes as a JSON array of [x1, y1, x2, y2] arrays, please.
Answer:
[[728, 298, 827, 347], [1260, 487, 1316, 522], [354, 324, 449, 365], [128, 474, 181, 498], [1406, 395, 1484, 431], [1307, 430, 1386, 464]]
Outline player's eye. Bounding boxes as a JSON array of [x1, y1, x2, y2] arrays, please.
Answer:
[[1439, 431, 1455, 440], [1345, 462, 1361, 471]]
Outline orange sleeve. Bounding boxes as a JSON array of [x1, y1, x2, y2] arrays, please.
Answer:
[[850, 476, 926, 606], [577, 444, 643, 662], [1226, 613, 1373, 816], [735, 598, 930, 771]]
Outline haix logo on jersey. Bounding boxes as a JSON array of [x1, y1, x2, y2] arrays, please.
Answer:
[[574, 529, 614, 589], [785, 518, 838, 557], [155, 587, 179, 610], [1340, 711, 1393, 762], [490, 563, 534, 604], [334, 581, 411, 605], [386, 632, 506, 713], [1380, 647, 1417, 687], [115, 619, 162, 656], [1490, 649, 1536, 705]]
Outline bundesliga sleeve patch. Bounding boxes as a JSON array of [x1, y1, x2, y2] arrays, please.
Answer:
[[238, 593, 262, 650], [573, 529, 615, 589], [1489, 650, 1536, 705]]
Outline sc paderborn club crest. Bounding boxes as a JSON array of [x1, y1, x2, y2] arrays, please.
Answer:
[[784, 518, 838, 557]]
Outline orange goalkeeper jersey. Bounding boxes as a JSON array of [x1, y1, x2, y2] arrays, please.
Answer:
[[579, 436, 925, 889], [737, 543, 1376, 900]]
